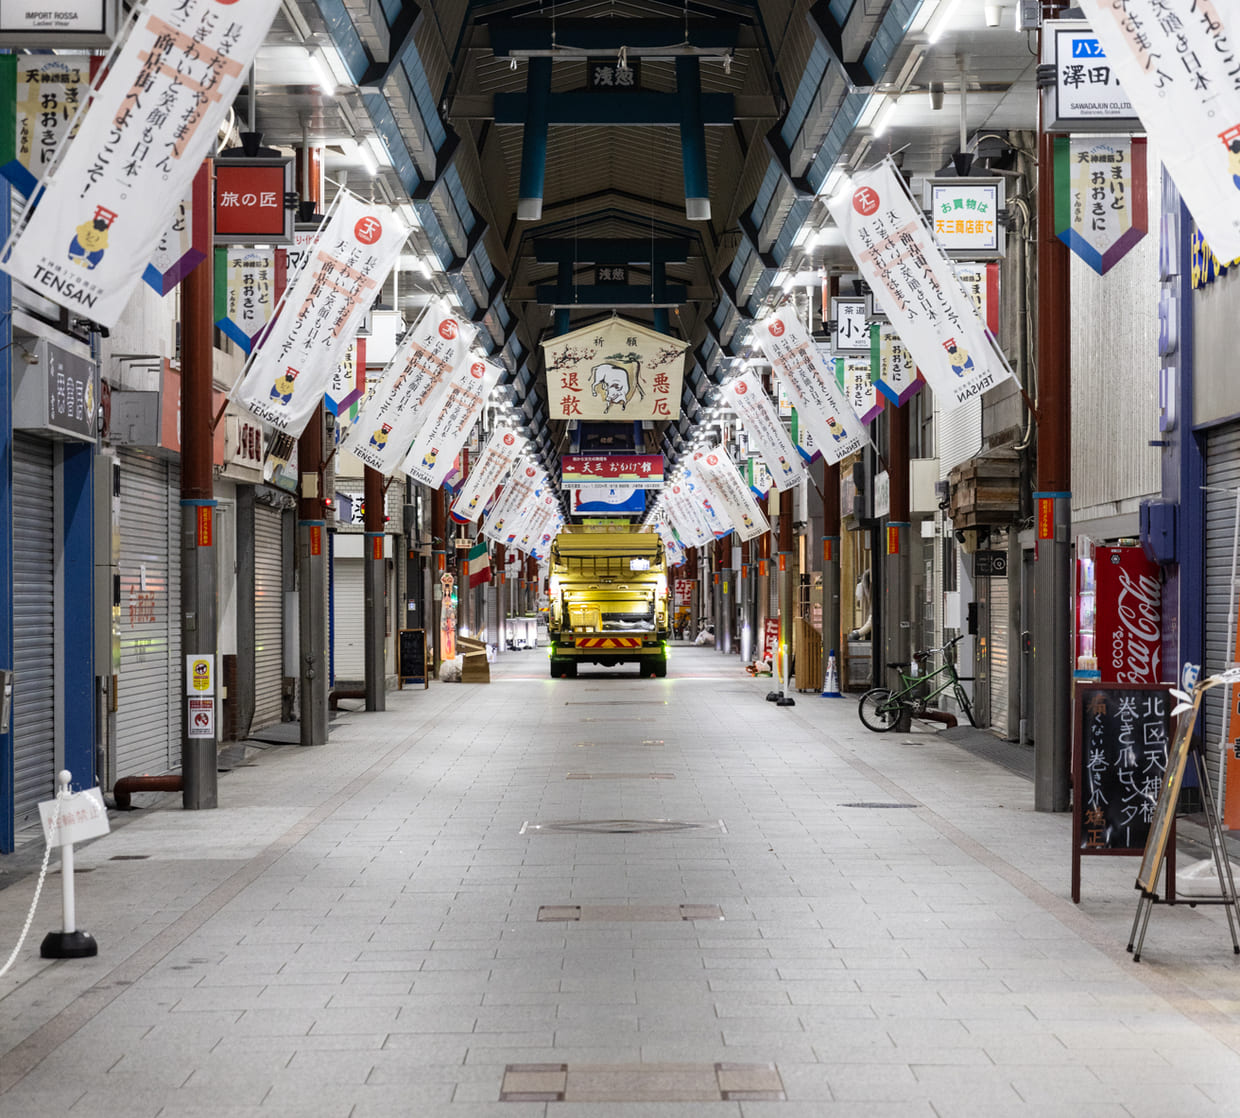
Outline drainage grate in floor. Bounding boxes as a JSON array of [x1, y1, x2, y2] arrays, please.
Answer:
[[499, 1062, 785, 1103], [537, 904, 724, 922], [109, 855, 151, 860], [565, 700, 668, 707], [520, 818, 727, 835], [565, 772, 675, 780], [839, 802, 920, 809]]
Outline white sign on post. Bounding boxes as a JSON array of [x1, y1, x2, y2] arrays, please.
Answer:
[[188, 697, 215, 739], [0, 1, 118, 45], [39, 787, 110, 849]]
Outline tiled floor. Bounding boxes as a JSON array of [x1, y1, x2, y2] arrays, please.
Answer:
[[5, 645, 1240, 1116]]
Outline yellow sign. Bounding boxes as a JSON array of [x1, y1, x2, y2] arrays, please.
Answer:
[[186, 655, 214, 696]]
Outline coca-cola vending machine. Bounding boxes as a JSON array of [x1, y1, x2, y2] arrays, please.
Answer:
[[1092, 545, 1162, 684]]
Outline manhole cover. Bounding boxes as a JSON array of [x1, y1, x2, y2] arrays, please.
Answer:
[[839, 802, 920, 809], [520, 818, 727, 835]]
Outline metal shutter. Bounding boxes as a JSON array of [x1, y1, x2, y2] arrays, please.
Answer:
[[1204, 424, 1240, 803], [12, 434, 55, 831], [332, 558, 366, 680], [990, 571, 1010, 735], [252, 504, 284, 730], [117, 450, 180, 778]]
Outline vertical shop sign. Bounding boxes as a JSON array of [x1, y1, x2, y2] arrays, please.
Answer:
[[403, 357, 503, 489], [0, 0, 281, 327], [452, 429, 528, 524], [1054, 135, 1148, 275], [215, 246, 280, 353], [871, 323, 921, 406], [837, 354, 884, 425], [1037, 497, 1055, 540], [0, 54, 97, 197], [720, 369, 806, 491]]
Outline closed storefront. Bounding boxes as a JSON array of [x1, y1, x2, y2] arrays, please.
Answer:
[[117, 449, 180, 779], [252, 503, 285, 730], [12, 434, 56, 831], [1203, 423, 1240, 798], [331, 556, 366, 682]]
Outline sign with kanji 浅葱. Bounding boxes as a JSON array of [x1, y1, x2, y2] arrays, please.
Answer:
[[561, 454, 664, 488], [1055, 135, 1148, 276], [543, 315, 687, 421], [0, 0, 281, 327], [214, 158, 292, 244], [927, 179, 1004, 258]]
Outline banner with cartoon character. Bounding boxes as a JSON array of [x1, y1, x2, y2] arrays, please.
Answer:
[[402, 356, 503, 489], [543, 314, 687, 421], [681, 458, 733, 538], [753, 308, 867, 465], [513, 491, 562, 556], [1054, 135, 1148, 275], [452, 428, 528, 524], [693, 450, 769, 543], [482, 458, 544, 545], [0, 54, 98, 198], [827, 160, 1012, 411], [1076, 0, 1240, 262], [661, 480, 712, 549], [721, 369, 806, 493], [0, 0, 281, 327], [344, 299, 477, 475], [232, 193, 406, 437]]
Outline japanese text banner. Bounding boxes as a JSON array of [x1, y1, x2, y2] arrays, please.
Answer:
[[232, 194, 406, 437], [693, 451, 769, 543], [682, 460, 733, 538], [452, 429, 528, 524], [0, 54, 97, 197], [344, 300, 478, 475], [721, 370, 806, 492], [402, 356, 503, 489], [1, 0, 281, 326], [827, 161, 1011, 411], [216, 247, 279, 353], [753, 308, 867, 465], [661, 482, 712, 548], [483, 459, 544, 545], [1076, 0, 1240, 262]]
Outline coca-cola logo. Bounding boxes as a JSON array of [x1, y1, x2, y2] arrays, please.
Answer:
[[1111, 567, 1161, 684]]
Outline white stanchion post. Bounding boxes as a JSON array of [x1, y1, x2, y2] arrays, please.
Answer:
[[40, 770, 98, 959]]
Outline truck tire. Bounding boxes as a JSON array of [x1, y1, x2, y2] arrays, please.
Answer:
[[650, 656, 667, 678]]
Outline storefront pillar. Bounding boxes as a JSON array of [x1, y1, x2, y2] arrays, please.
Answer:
[[363, 466, 386, 711], [297, 403, 329, 746]]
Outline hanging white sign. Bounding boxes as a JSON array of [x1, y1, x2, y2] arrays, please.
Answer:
[[663, 480, 713, 548], [0, 0, 280, 326], [345, 300, 477, 475], [233, 194, 406, 438], [827, 161, 1011, 411], [453, 429, 528, 524], [753, 307, 867, 465], [402, 356, 503, 489], [1075, 0, 1240, 262], [837, 353, 883, 425], [721, 369, 806, 492], [871, 323, 921, 406], [694, 450, 768, 543], [682, 460, 733, 537], [483, 458, 543, 545]]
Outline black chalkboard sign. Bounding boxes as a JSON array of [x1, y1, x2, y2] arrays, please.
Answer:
[[398, 628, 428, 690], [1072, 682, 1175, 903]]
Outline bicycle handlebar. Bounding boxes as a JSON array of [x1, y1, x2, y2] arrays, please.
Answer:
[[914, 634, 965, 659]]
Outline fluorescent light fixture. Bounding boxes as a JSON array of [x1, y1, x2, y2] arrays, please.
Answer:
[[367, 136, 391, 170], [872, 97, 898, 137], [792, 222, 814, 248], [320, 41, 353, 86], [353, 139, 377, 177], [856, 93, 884, 130], [307, 50, 335, 97], [418, 256, 435, 279], [927, 0, 966, 43]]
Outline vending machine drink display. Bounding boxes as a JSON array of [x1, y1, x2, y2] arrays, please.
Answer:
[[1078, 543, 1162, 684], [1075, 538, 1098, 678]]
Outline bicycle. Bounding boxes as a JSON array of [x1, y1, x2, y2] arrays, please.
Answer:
[[857, 634, 976, 731]]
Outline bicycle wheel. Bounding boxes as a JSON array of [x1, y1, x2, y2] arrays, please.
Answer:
[[954, 684, 977, 727], [858, 688, 902, 732]]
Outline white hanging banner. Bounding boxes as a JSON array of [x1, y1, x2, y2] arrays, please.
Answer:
[[233, 194, 406, 437], [1076, 0, 1240, 262], [721, 370, 806, 492], [753, 308, 867, 465], [345, 299, 477, 475], [402, 356, 503, 489], [452, 429, 528, 524], [693, 450, 769, 543], [0, 0, 281, 326], [483, 458, 543, 545], [513, 491, 561, 555], [827, 161, 1011, 411], [837, 353, 884, 425], [871, 323, 921, 406], [682, 459, 733, 537], [662, 481, 712, 548]]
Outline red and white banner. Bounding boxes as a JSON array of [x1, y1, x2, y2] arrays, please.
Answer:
[[693, 450, 768, 543], [827, 161, 1011, 411], [452, 429, 528, 524], [661, 481, 713, 548], [721, 369, 806, 492], [345, 300, 477, 475], [753, 307, 867, 465], [1095, 546, 1161, 685], [402, 356, 503, 489], [483, 458, 544, 545], [561, 453, 664, 487], [1, 0, 281, 326], [233, 193, 406, 437]]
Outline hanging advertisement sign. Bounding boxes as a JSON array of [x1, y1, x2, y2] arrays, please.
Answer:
[[752, 307, 867, 466], [144, 167, 210, 297], [0, 0, 119, 46], [213, 157, 293, 245], [483, 459, 542, 544], [403, 356, 503, 489], [561, 453, 664, 488], [1075, 0, 1240, 262], [746, 456, 774, 499], [543, 314, 687, 420], [1054, 135, 1148, 275], [827, 160, 1012, 412], [1042, 19, 1140, 133], [836, 353, 884, 425], [453, 429, 528, 524], [0, 54, 97, 197], [215, 246, 281, 354], [832, 297, 869, 353], [345, 299, 477, 475], [871, 323, 921, 406], [0, 0, 281, 326], [663, 480, 713, 548], [233, 194, 406, 437], [790, 408, 821, 464], [682, 459, 733, 538], [954, 263, 1001, 337], [721, 370, 806, 492], [328, 338, 366, 416], [571, 486, 647, 516], [694, 450, 768, 542], [925, 178, 1004, 258]]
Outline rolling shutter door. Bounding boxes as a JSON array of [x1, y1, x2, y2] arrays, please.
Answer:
[[333, 557, 365, 680], [12, 435, 55, 831], [990, 573, 1010, 735], [117, 451, 180, 778], [252, 505, 284, 730], [1204, 424, 1240, 800]]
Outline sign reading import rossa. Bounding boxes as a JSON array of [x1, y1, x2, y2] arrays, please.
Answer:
[[0, 0, 119, 45]]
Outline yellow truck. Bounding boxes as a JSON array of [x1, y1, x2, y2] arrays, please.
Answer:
[[547, 529, 670, 678]]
